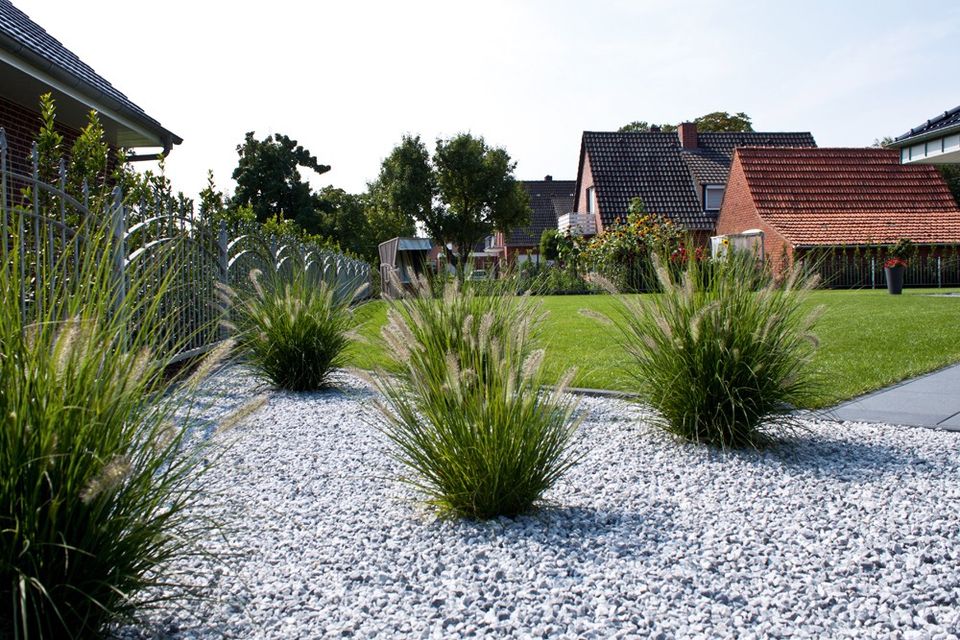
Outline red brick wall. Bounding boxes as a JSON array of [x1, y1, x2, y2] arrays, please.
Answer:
[[574, 151, 603, 232], [0, 96, 84, 177], [715, 152, 794, 272]]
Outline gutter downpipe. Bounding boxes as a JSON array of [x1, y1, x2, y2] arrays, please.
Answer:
[[126, 139, 173, 163]]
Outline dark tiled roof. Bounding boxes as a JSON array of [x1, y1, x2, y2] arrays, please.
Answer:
[[577, 131, 817, 230], [0, 0, 180, 145], [508, 179, 575, 247], [895, 105, 960, 144], [734, 147, 960, 246]]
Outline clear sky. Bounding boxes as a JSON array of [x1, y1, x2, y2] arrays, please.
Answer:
[[13, 0, 960, 201]]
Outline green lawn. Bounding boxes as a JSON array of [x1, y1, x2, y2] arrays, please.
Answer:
[[347, 289, 960, 409]]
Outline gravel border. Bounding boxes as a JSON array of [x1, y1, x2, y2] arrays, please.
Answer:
[[116, 367, 960, 639]]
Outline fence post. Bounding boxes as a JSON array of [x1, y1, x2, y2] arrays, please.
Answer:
[[111, 187, 126, 321], [870, 257, 875, 289], [218, 221, 230, 340]]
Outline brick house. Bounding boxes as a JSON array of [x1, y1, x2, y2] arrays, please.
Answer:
[[0, 0, 180, 176], [715, 147, 960, 272], [490, 175, 575, 264], [571, 123, 816, 242], [573, 122, 816, 243]]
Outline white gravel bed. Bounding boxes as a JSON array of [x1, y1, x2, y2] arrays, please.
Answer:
[[117, 367, 960, 639]]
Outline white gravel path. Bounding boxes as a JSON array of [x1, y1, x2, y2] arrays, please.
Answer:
[[117, 367, 960, 639]]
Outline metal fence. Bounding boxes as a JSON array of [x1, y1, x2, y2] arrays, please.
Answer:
[[1, 129, 371, 363], [797, 246, 960, 289]]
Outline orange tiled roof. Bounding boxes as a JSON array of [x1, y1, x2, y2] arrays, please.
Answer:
[[736, 147, 960, 246]]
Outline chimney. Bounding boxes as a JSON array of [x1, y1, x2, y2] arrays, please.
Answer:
[[544, 174, 553, 181], [678, 122, 698, 149]]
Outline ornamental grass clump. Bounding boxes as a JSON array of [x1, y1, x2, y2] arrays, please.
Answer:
[[593, 251, 823, 448], [373, 275, 581, 519], [0, 219, 215, 638], [230, 261, 359, 391]]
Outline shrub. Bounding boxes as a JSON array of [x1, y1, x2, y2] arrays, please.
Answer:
[[373, 276, 581, 519], [231, 260, 359, 391], [593, 252, 822, 448], [0, 218, 213, 637], [515, 263, 600, 295], [579, 197, 683, 292]]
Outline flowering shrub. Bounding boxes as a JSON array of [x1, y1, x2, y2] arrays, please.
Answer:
[[884, 239, 915, 268], [579, 198, 684, 291], [669, 241, 706, 264]]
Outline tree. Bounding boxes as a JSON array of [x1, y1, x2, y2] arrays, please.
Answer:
[[373, 133, 532, 278], [230, 132, 331, 234], [371, 134, 434, 228], [432, 134, 531, 276], [940, 165, 960, 206], [314, 186, 372, 259], [364, 184, 417, 254], [619, 111, 753, 134], [618, 121, 676, 133], [693, 111, 753, 132]]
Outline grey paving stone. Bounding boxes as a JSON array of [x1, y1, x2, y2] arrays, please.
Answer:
[[830, 364, 960, 429]]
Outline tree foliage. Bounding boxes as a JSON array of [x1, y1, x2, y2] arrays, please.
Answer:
[[230, 132, 331, 233], [618, 121, 677, 133], [940, 165, 960, 206], [314, 187, 373, 259], [371, 134, 435, 228], [619, 111, 753, 134], [693, 111, 753, 132]]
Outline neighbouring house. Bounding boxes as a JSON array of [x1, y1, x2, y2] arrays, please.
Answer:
[[489, 175, 576, 264], [715, 147, 960, 278], [889, 105, 960, 166], [571, 123, 816, 242], [0, 0, 181, 175]]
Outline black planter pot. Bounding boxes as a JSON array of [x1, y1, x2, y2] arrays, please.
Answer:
[[885, 265, 905, 295]]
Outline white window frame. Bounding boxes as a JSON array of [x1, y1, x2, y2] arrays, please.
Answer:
[[704, 184, 724, 211], [585, 186, 596, 214]]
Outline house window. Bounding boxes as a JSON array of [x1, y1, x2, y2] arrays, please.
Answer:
[[586, 186, 596, 214], [704, 185, 725, 211]]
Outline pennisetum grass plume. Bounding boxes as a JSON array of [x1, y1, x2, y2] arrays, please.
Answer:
[[586, 248, 823, 449], [0, 208, 222, 638], [371, 272, 582, 519]]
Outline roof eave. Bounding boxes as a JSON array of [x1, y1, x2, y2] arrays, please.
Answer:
[[0, 31, 182, 149], [893, 122, 960, 148]]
